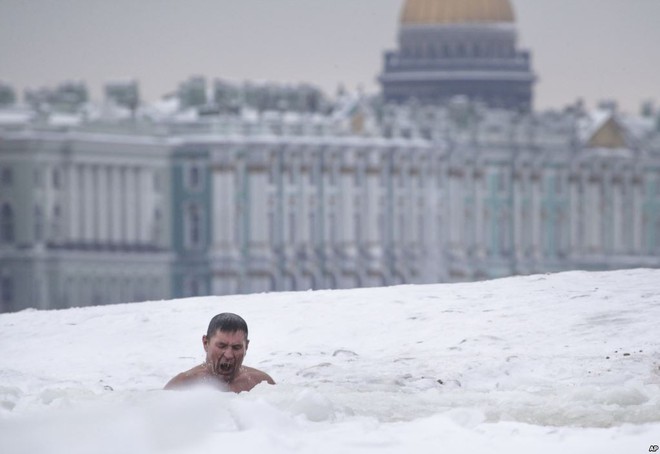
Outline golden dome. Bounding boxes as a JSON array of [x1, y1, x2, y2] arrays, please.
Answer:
[[401, 0, 515, 25]]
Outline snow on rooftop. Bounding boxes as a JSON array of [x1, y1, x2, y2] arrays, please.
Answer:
[[1, 269, 659, 453], [48, 112, 82, 127], [576, 108, 659, 146], [142, 96, 182, 120], [577, 109, 612, 143], [0, 108, 34, 126], [241, 108, 260, 122], [620, 113, 657, 140]]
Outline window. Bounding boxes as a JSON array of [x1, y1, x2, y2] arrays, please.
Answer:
[[33, 168, 43, 188], [52, 204, 61, 240], [378, 211, 385, 242], [309, 165, 316, 186], [186, 203, 202, 248], [354, 168, 363, 188], [52, 168, 61, 189], [498, 211, 509, 256], [1, 203, 14, 243], [289, 211, 296, 244], [328, 212, 336, 244], [186, 277, 202, 297], [288, 166, 297, 185], [1, 275, 13, 311], [185, 163, 204, 191], [190, 166, 200, 188], [436, 166, 445, 189], [153, 208, 163, 244], [328, 164, 337, 186], [1, 167, 13, 187], [497, 172, 507, 193], [34, 205, 44, 242], [268, 211, 276, 245], [398, 211, 406, 243], [354, 201, 362, 242], [556, 175, 565, 194], [544, 175, 554, 194], [268, 157, 277, 186], [309, 211, 316, 244], [153, 172, 162, 193]]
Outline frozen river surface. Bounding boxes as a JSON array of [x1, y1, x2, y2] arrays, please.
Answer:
[[1, 270, 659, 453]]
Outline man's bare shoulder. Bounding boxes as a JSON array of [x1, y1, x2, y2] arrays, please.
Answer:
[[242, 366, 276, 385], [164, 364, 207, 390]]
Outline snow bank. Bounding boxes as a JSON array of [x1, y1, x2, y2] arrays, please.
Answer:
[[1, 269, 659, 453]]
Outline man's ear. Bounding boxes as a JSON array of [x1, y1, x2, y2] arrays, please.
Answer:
[[245, 339, 250, 351], [202, 335, 208, 352]]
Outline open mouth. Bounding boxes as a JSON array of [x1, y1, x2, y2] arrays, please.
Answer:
[[219, 362, 233, 373]]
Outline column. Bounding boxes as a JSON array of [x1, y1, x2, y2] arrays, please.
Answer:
[[131, 167, 140, 244], [214, 168, 236, 250], [85, 165, 95, 243], [67, 163, 79, 242], [530, 173, 541, 260], [110, 166, 122, 245], [366, 162, 380, 248], [250, 169, 268, 251], [589, 180, 602, 253], [125, 167, 137, 244], [140, 168, 152, 245], [120, 167, 128, 245], [449, 173, 462, 253], [632, 177, 643, 254], [569, 175, 580, 255], [90, 166, 99, 243], [611, 179, 622, 254], [474, 168, 485, 258], [98, 165, 109, 243], [512, 172, 523, 261]]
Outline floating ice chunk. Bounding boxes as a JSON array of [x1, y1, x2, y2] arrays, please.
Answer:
[[290, 389, 335, 422], [570, 384, 649, 406], [0, 386, 23, 411], [445, 408, 487, 429], [230, 398, 297, 431]]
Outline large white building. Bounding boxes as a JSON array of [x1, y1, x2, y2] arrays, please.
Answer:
[[0, 124, 173, 311]]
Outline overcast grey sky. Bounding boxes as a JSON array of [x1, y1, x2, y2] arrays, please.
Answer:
[[1, 0, 658, 113]]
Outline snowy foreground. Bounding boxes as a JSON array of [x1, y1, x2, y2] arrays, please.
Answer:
[[1, 270, 660, 454]]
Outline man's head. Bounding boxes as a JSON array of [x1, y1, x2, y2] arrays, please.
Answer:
[[202, 313, 249, 382], [206, 312, 248, 340]]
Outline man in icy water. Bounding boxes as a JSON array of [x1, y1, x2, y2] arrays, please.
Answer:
[[164, 312, 275, 393]]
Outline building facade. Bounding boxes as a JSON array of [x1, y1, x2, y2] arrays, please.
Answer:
[[0, 126, 172, 312], [173, 134, 435, 299], [2, 100, 660, 312]]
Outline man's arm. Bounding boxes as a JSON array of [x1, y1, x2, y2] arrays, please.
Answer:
[[164, 366, 204, 390], [263, 372, 275, 385], [247, 367, 275, 386], [164, 372, 187, 390]]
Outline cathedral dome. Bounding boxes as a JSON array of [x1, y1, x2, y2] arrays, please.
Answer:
[[401, 0, 515, 25]]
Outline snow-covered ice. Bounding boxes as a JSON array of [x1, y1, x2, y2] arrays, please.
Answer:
[[1, 269, 659, 453]]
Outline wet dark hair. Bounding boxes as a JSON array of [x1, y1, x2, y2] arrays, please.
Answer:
[[206, 312, 248, 339]]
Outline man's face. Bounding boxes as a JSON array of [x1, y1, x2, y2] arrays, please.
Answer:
[[203, 329, 248, 382]]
